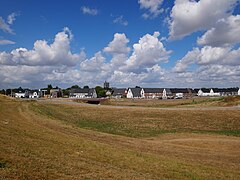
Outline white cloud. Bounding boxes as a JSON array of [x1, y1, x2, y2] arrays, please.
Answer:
[[0, 39, 15, 45], [172, 45, 240, 87], [104, 33, 130, 55], [169, 0, 238, 40], [173, 46, 240, 73], [139, 0, 164, 19], [196, 65, 240, 83], [197, 15, 240, 47], [173, 48, 200, 73], [123, 31, 171, 73], [7, 12, 18, 25], [81, 6, 98, 16], [113, 15, 128, 26], [0, 17, 13, 34], [80, 52, 106, 72], [0, 27, 85, 66]]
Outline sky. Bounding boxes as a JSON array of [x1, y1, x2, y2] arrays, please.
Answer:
[[0, 0, 240, 89]]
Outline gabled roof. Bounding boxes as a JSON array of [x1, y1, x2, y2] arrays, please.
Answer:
[[15, 87, 26, 93], [143, 88, 164, 93], [71, 88, 89, 93], [129, 88, 142, 97], [200, 88, 211, 93], [88, 88, 96, 95], [164, 88, 172, 94], [170, 88, 189, 93], [212, 88, 239, 93], [192, 89, 199, 93], [112, 88, 126, 96]]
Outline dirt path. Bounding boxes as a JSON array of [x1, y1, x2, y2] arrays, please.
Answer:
[[38, 98, 240, 111]]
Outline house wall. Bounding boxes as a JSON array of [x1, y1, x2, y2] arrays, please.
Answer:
[[144, 93, 162, 99], [73, 93, 88, 98], [29, 92, 39, 98], [92, 90, 97, 98], [162, 89, 167, 99], [126, 89, 133, 98], [15, 93, 25, 98]]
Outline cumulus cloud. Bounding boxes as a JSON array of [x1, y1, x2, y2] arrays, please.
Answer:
[[169, 0, 238, 40], [196, 65, 240, 83], [0, 39, 15, 45], [172, 44, 240, 87], [138, 0, 164, 19], [173, 48, 200, 73], [0, 27, 85, 66], [81, 6, 98, 16], [113, 15, 128, 26], [174, 46, 240, 73], [197, 15, 240, 46], [80, 52, 106, 72], [104, 33, 130, 55], [123, 31, 171, 73]]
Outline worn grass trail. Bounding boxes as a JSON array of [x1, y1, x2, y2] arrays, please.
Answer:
[[0, 95, 240, 179]]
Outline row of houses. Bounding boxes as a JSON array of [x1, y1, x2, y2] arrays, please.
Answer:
[[14, 88, 62, 98], [13, 86, 240, 99], [111, 87, 240, 99]]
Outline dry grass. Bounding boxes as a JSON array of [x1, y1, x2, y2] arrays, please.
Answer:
[[34, 101, 240, 137], [1, 95, 240, 179], [103, 96, 240, 108]]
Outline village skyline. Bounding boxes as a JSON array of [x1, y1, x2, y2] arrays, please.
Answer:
[[1, 0, 240, 89]]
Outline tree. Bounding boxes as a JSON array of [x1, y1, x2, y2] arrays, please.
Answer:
[[71, 85, 80, 89], [0, 89, 5, 95], [47, 84, 53, 94], [83, 85, 89, 89], [62, 89, 70, 97], [6, 89, 11, 95], [95, 86, 106, 98]]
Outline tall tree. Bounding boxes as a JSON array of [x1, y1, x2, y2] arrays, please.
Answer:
[[71, 85, 80, 89], [95, 86, 106, 98]]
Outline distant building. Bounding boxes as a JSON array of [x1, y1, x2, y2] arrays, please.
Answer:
[[15, 87, 26, 98], [104, 81, 110, 89], [126, 87, 142, 98], [25, 89, 41, 98], [50, 88, 62, 98], [112, 88, 127, 98], [70, 88, 97, 98]]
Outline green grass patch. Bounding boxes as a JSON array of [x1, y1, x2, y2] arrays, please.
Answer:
[[0, 161, 7, 168], [31, 102, 240, 138]]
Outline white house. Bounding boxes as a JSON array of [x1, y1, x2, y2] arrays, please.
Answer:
[[15, 88, 26, 98], [15, 92, 25, 98], [198, 88, 220, 97], [70, 88, 97, 98], [238, 88, 240, 95], [29, 91, 39, 98], [126, 88, 142, 98]]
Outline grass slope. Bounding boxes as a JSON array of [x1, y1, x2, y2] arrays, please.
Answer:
[[0, 95, 240, 179], [33, 101, 240, 137]]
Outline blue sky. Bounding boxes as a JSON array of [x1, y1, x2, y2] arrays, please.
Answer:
[[0, 0, 240, 89]]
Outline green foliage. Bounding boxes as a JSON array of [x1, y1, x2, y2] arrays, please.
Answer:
[[5, 89, 11, 95], [95, 86, 106, 98], [0, 161, 7, 168], [0, 89, 5, 95], [83, 85, 89, 89], [47, 84, 53, 94], [71, 85, 80, 89], [62, 89, 70, 97]]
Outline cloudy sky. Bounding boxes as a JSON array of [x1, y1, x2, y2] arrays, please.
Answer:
[[0, 0, 240, 89]]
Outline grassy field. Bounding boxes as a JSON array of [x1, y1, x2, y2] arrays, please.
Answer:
[[100, 96, 240, 108], [1, 95, 240, 179]]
